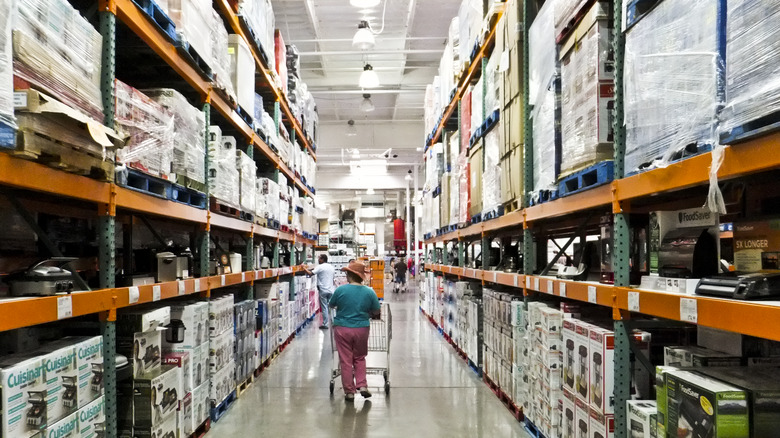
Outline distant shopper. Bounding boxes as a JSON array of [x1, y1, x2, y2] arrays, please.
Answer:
[[393, 257, 407, 293], [329, 261, 381, 402], [303, 254, 335, 329]]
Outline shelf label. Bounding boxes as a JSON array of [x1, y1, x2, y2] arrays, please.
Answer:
[[57, 296, 73, 320], [128, 287, 140, 304], [492, 272, 498, 283], [194, 279, 201, 291], [588, 286, 598, 304], [547, 280, 554, 293], [680, 298, 698, 323], [534, 278, 540, 291], [221, 275, 226, 287], [628, 292, 640, 312], [559, 282, 567, 297], [255, 271, 261, 280], [178, 281, 186, 296], [526, 276, 532, 288], [241, 272, 246, 283], [152, 285, 161, 302], [513, 275, 519, 287]]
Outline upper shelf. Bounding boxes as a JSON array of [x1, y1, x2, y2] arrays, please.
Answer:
[[115, 0, 313, 198], [425, 132, 780, 243]]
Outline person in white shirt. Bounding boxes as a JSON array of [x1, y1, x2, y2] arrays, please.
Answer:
[[304, 254, 336, 329]]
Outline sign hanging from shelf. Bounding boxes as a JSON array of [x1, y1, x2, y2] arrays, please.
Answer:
[[57, 295, 73, 320]]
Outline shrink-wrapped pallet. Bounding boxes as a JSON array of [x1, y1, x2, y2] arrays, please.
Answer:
[[482, 124, 502, 215], [237, 150, 257, 213], [209, 135, 240, 209], [238, 0, 275, 71], [168, 0, 213, 67]]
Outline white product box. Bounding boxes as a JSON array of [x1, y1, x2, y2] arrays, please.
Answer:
[[43, 411, 79, 438], [576, 397, 591, 438], [133, 407, 178, 438], [562, 389, 577, 438], [171, 343, 207, 388], [179, 392, 193, 437], [210, 360, 235, 403], [192, 381, 210, 426], [77, 395, 105, 438], [563, 319, 577, 394], [589, 326, 615, 414], [590, 407, 615, 438], [209, 330, 234, 374], [209, 296, 235, 337], [72, 336, 104, 408], [575, 321, 593, 403], [663, 345, 741, 367], [37, 343, 79, 423], [165, 302, 208, 349], [132, 330, 162, 378], [118, 307, 171, 332], [133, 366, 182, 427], [227, 34, 255, 117], [163, 351, 192, 394], [627, 400, 656, 438], [0, 354, 48, 438], [539, 307, 564, 335]]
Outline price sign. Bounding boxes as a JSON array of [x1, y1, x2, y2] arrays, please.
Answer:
[[547, 280, 554, 293], [128, 287, 140, 304], [57, 296, 73, 320], [526, 277, 532, 288], [241, 272, 246, 282], [588, 286, 597, 304], [680, 298, 698, 323], [559, 282, 567, 297], [152, 285, 161, 302], [513, 275, 519, 287], [534, 278, 540, 291], [194, 279, 201, 291], [628, 292, 640, 312], [221, 275, 226, 286], [178, 281, 186, 296]]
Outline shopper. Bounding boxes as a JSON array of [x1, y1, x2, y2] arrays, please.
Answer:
[[393, 257, 407, 293], [303, 254, 336, 329], [329, 261, 381, 402]]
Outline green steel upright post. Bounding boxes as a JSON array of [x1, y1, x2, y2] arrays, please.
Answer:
[[458, 241, 465, 267], [522, 0, 535, 287], [482, 235, 490, 270], [273, 241, 280, 268], [442, 242, 450, 265], [199, 103, 211, 277], [99, 8, 117, 438], [611, 1, 631, 436]]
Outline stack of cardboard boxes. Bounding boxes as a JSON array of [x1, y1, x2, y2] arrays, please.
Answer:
[[482, 288, 520, 400], [209, 295, 236, 409], [234, 300, 257, 386]]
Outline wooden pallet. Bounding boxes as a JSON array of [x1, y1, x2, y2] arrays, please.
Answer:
[[503, 198, 521, 214], [189, 418, 211, 438], [13, 130, 113, 181], [236, 375, 254, 398], [210, 197, 241, 218]]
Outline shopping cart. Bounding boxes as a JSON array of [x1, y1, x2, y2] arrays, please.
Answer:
[[329, 302, 392, 395]]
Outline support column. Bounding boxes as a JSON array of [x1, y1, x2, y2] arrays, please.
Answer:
[[458, 240, 465, 267], [273, 241, 280, 268], [100, 314, 117, 438], [199, 103, 211, 277]]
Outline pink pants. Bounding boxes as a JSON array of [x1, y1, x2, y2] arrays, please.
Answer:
[[333, 326, 370, 394]]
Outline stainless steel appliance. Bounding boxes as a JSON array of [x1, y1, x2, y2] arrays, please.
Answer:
[[7, 258, 81, 296]]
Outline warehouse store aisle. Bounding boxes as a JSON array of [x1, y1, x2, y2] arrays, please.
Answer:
[[210, 285, 529, 437]]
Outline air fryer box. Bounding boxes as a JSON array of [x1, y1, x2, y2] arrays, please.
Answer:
[[590, 407, 615, 438], [666, 370, 749, 438], [0, 354, 49, 438], [664, 346, 742, 367], [575, 321, 593, 403], [563, 389, 577, 438], [163, 351, 192, 394], [77, 395, 105, 438], [43, 410, 79, 438], [576, 396, 591, 438], [698, 367, 780, 438], [563, 319, 577, 395], [72, 336, 104, 407], [37, 342, 79, 423], [655, 366, 677, 438], [627, 400, 657, 438], [733, 219, 780, 272], [133, 408, 179, 438], [133, 365, 182, 428]]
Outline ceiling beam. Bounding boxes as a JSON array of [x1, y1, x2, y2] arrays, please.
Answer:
[[298, 49, 443, 56]]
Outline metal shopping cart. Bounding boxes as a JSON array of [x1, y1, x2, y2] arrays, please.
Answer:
[[329, 302, 392, 395]]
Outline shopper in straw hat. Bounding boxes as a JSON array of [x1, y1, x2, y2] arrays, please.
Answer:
[[328, 260, 381, 401]]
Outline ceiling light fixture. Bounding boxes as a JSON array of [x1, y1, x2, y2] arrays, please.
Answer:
[[352, 21, 375, 50], [350, 0, 380, 7], [346, 119, 357, 136], [359, 64, 380, 89], [366, 188, 375, 195], [360, 94, 375, 112]]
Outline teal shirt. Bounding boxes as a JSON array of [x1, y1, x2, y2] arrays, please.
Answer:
[[329, 284, 381, 328]]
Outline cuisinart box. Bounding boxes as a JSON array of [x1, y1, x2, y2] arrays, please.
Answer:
[[77, 396, 105, 438], [42, 411, 79, 438], [0, 354, 49, 437], [627, 400, 657, 438], [72, 336, 104, 408], [666, 370, 749, 438], [733, 219, 780, 272], [133, 365, 182, 427], [37, 342, 79, 423]]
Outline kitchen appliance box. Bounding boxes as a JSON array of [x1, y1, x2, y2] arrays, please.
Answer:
[[162, 351, 192, 394], [627, 400, 657, 438], [575, 321, 594, 404], [117, 307, 171, 378], [169, 343, 207, 389], [590, 328, 651, 415], [191, 381, 210, 428], [72, 337, 104, 408], [164, 302, 208, 349], [43, 411, 79, 438], [36, 342, 79, 423], [208, 330, 234, 374], [179, 392, 194, 437], [590, 407, 615, 438], [132, 365, 182, 428], [733, 219, 780, 272], [563, 389, 577, 438], [209, 296, 235, 337], [210, 360, 235, 404], [665, 369, 749, 438], [664, 346, 743, 367], [77, 396, 105, 438], [563, 319, 577, 395], [655, 366, 677, 438], [576, 396, 591, 437], [131, 407, 178, 438], [0, 354, 49, 438]]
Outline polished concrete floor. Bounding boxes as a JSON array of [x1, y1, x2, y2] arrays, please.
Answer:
[[210, 283, 529, 437]]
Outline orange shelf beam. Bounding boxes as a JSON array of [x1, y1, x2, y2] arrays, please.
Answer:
[[0, 153, 111, 203]]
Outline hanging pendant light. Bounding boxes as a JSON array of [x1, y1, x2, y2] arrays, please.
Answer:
[[350, 0, 380, 7], [346, 119, 357, 136], [359, 64, 380, 89], [352, 21, 375, 50], [360, 94, 375, 112]]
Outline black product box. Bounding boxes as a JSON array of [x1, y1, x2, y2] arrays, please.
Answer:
[[132, 365, 182, 427]]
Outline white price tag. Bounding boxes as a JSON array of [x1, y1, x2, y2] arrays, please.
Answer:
[[255, 271, 261, 280], [493, 272, 498, 283], [178, 281, 186, 296], [680, 298, 698, 323], [513, 275, 519, 287], [534, 278, 540, 291], [526, 276, 532, 288], [128, 287, 140, 304], [194, 279, 201, 291], [152, 285, 161, 302], [559, 282, 567, 297], [57, 295, 73, 320], [588, 286, 598, 304], [547, 280, 554, 293], [628, 291, 640, 312], [221, 275, 226, 286], [241, 272, 246, 282]]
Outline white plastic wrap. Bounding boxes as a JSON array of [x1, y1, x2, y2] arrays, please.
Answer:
[[471, 81, 483, 136], [458, 0, 483, 71], [168, 0, 213, 65], [482, 125, 502, 214], [625, 0, 723, 174], [238, 0, 275, 71], [457, 152, 469, 224], [439, 42, 455, 108], [484, 51, 501, 115], [449, 172, 459, 226], [228, 34, 255, 118], [14, 0, 103, 119], [209, 135, 240, 209], [0, 0, 13, 128], [115, 80, 175, 179], [720, 0, 780, 137], [236, 150, 257, 213], [424, 83, 437, 135], [144, 88, 206, 185], [554, 0, 589, 34], [425, 142, 444, 192], [257, 177, 280, 221], [210, 9, 235, 101]]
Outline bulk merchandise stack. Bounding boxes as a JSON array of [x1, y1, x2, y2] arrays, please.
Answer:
[[209, 295, 236, 413], [234, 300, 257, 386], [482, 288, 521, 399]]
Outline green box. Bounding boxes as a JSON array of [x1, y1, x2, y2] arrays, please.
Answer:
[[656, 366, 677, 438], [666, 370, 749, 438]]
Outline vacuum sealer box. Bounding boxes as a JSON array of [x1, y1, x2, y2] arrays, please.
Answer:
[[43, 410, 79, 438], [664, 346, 742, 367], [77, 395, 105, 438], [665, 369, 749, 438], [627, 400, 657, 438], [733, 219, 780, 272], [133, 365, 182, 428], [0, 354, 49, 438], [37, 343, 78, 423], [655, 366, 677, 438]]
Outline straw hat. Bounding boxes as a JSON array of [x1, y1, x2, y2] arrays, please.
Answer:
[[342, 261, 367, 282]]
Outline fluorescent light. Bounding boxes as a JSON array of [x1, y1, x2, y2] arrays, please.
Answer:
[[350, 0, 380, 7], [405, 174, 413, 181], [352, 21, 375, 50], [366, 188, 375, 195], [360, 94, 375, 112], [359, 64, 380, 89], [346, 119, 357, 136]]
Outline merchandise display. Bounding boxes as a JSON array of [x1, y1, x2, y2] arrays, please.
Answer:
[[208, 129, 241, 209], [0, 0, 12, 129], [237, 150, 257, 214], [228, 34, 256, 116]]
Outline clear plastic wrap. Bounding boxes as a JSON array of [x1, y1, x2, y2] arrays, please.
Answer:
[[0, 0, 12, 128], [228, 34, 255, 117], [425, 83, 437, 135], [210, 9, 235, 101], [257, 177, 280, 221], [484, 51, 501, 115], [457, 152, 469, 224], [625, 0, 723, 174], [482, 125, 502, 213], [114, 80, 175, 179], [449, 172, 459, 226], [720, 0, 780, 137], [425, 142, 444, 192], [560, 6, 613, 176], [471, 81, 483, 136], [458, 0, 483, 71], [208, 135, 240, 209], [238, 0, 275, 71], [554, 0, 589, 34], [144, 88, 206, 185], [13, 0, 103, 119], [439, 42, 455, 108], [168, 0, 213, 64], [236, 150, 257, 213]]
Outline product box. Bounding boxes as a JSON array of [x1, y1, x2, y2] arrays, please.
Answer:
[[563, 319, 577, 394], [209, 296, 235, 337], [563, 389, 577, 438], [210, 360, 235, 404], [72, 336, 104, 408], [733, 219, 780, 272], [118, 307, 171, 333], [37, 342, 79, 423], [192, 381, 210, 427], [575, 321, 592, 403], [77, 396, 105, 438], [468, 143, 483, 218], [165, 302, 208, 349], [227, 34, 255, 118], [133, 366, 182, 427], [655, 366, 677, 438], [589, 326, 613, 414], [664, 346, 742, 367], [0, 354, 48, 437], [627, 400, 657, 438], [179, 392, 194, 437], [43, 410, 79, 438], [209, 330, 234, 374], [163, 351, 192, 394], [590, 407, 615, 438], [133, 407, 178, 438], [576, 396, 591, 438], [666, 370, 749, 438], [131, 330, 162, 378]]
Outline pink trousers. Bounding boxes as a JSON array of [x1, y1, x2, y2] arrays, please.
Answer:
[[333, 326, 370, 394]]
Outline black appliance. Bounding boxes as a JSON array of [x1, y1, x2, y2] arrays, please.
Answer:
[[26, 391, 47, 427], [695, 272, 780, 300], [91, 363, 103, 392], [62, 375, 78, 408], [658, 228, 718, 278]]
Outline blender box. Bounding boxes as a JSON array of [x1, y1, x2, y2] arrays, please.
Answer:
[[37, 342, 79, 423], [72, 336, 104, 408], [133, 365, 182, 427], [563, 319, 577, 394], [563, 389, 577, 438], [576, 396, 591, 438], [42, 410, 79, 438], [192, 381, 210, 426], [590, 407, 615, 438], [575, 321, 593, 403], [165, 302, 207, 349], [0, 354, 48, 438], [133, 407, 179, 438], [77, 396, 105, 438], [664, 346, 742, 367], [627, 400, 657, 438], [179, 392, 193, 437], [590, 326, 614, 414], [163, 351, 192, 394], [666, 370, 749, 438]]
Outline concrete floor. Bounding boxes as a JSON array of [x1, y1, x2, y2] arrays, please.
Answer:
[[210, 283, 529, 437]]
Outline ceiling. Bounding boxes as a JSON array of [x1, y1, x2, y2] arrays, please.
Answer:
[[271, 0, 461, 194]]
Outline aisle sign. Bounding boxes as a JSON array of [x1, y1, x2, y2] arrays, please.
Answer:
[[57, 296, 73, 320], [559, 282, 567, 297], [128, 287, 140, 304], [547, 280, 554, 293], [628, 292, 640, 312], [680, 298, 698, 323], [152, 285, 161, 302], [588, 286, 597, 304], [178, 281, 185, 296]]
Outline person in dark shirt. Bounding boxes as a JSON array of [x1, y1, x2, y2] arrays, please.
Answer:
[[393, 258, 407, 293]]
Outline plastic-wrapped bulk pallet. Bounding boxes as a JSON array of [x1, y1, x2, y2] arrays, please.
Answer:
[[228, 34, 256, 121], [482, 124, 502, 218], [529, 0, 561, 202], [115, 81, 175, 180], [238, 0, 275, 70], [237, 150, 257, 215], [209, 128, 241, 209], [0, 0, 13, 135], [210, 9, 235, 101], [168, 0, 214, 67], [559, 2, 614, 181], [624, 0, 725, 175]]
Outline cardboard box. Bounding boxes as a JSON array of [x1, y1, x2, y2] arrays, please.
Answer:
[[133, 366, 182, 427], [210, 360, 235, 404], [655, 366, 677, 438], [37, 343, 79, 423], [500, 143, 523, 205], [589, 326, 614, 414], [733, 219, 780, 272], [627, 400, 657, 438], [664, 346, 742, 367], [665, 370, 749, 438], [163, 351, 192, 394], [576, 396, 591, 438], [130, 330, 162, 378], [563, 319, 577, 395], [590, 407, 615, 438], [72, 336, 104, 408], [209, 330, 235, 374], [192, 381, 210, 427], [209, 295, 235, 337], [179, 392, 194, 437], [43, 411, 79, 438], [575, 321, 592, 403], [0, 354, 49, 437], [227, 34, 255, 118], [468, 143, 483, 218], [165, 302, 208, 349], [132, 408, 178, 438], [440, 172, 451, 227], [77, 396, 105, 438], [563, 389, 577, 438], [118, 307, 171, 333]]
